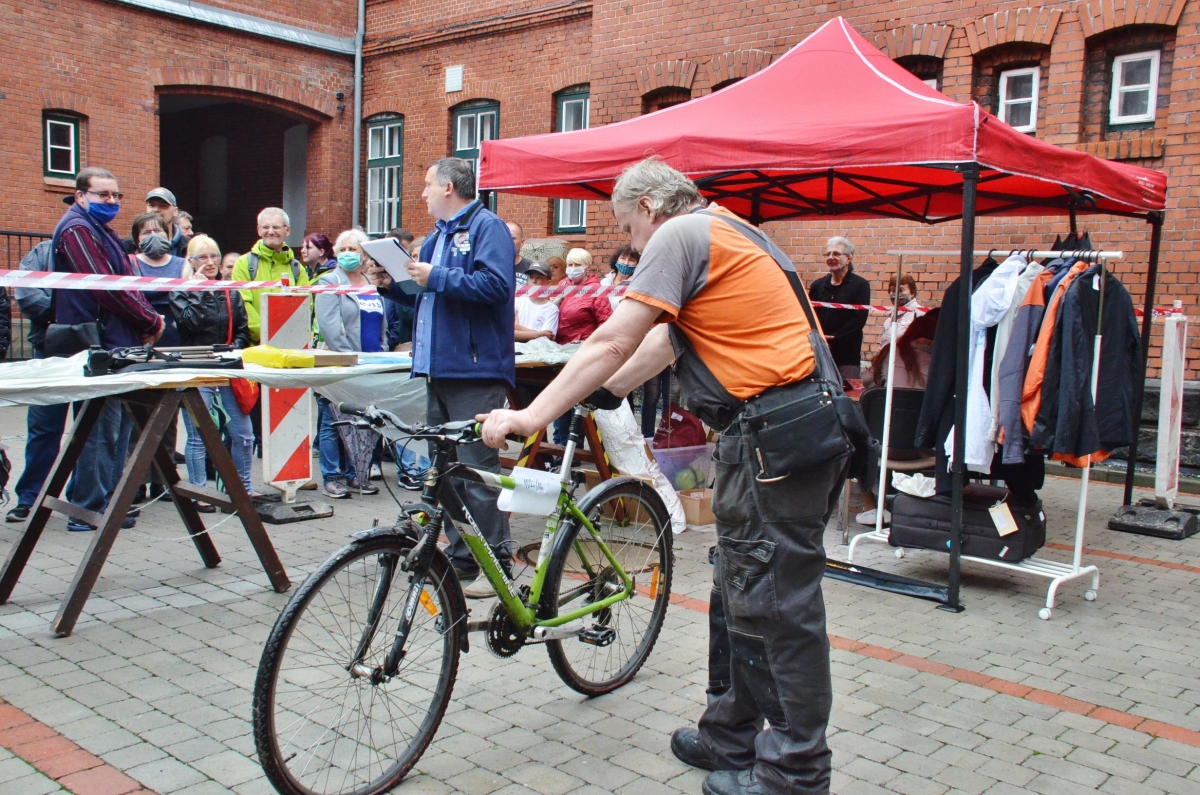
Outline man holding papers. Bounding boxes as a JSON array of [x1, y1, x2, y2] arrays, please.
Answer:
[[367, 157, 516, 599]]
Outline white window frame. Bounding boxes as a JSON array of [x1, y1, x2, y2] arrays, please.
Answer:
[[1110, 50, 1160, 125], [44, 115, 78, 177], [365, 118, 403, 235], [998, 66, 1040, 133], [556, 91, 590, 232], [922, 77, 939, 90]]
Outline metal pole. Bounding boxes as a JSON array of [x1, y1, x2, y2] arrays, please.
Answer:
[[874, 257, 903, 538], [943, 165, 977, 613], [1123, 212, 1164, 505], [350, 0, 365, 229]]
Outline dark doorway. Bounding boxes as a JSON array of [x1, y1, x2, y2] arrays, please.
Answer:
[[158, 95, 309, 255]]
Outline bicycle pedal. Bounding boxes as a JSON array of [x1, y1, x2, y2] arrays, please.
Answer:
[[578, 627, 616, 647]]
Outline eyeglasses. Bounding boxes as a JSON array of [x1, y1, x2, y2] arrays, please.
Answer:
[[824, 251, 846, 259], [190, 254, 220, 262], [260, 224, 288, 232], [86, 190, 123, 201]]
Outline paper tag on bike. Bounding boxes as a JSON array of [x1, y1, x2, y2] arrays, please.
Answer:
[[989, 502, 1019, 537], [497, 466, 560, 516]]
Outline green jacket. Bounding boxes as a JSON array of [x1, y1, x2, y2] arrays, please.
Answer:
[[231, 240, 312, 343]]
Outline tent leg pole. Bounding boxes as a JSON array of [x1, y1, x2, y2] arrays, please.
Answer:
[[942, 165, 977, 614], [1123, 212, 1164, 506]]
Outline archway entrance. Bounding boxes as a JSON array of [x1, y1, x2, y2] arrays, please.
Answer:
[[158, 94, 311, 254]]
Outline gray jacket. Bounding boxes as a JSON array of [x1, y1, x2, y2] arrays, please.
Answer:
[[314, 267, 385, 352]]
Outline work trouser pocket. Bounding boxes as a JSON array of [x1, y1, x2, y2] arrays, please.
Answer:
[[720, 538, 779, 622], [712, 434, 752, 526]]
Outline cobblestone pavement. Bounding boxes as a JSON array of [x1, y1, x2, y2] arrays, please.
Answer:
[[1, 403, 1200, 795]]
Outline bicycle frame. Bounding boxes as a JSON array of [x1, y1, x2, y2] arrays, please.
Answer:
[[428, 406, 636, 633]]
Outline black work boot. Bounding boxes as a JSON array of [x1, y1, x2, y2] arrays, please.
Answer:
[[702, 769, 768, 795], [670, 728, 718, 771]]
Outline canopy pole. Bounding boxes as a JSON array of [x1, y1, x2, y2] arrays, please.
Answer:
[[1123, 212, 1165, 505], [943, 165, 977, 614]]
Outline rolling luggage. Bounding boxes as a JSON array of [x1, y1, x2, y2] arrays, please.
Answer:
[[889, 484, 1046, 563]]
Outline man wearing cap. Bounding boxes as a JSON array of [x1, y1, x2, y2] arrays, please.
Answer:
[[145, 187, 189, 258]]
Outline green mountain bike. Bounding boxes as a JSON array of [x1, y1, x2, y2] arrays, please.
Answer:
[[252, 402, 673, 795]]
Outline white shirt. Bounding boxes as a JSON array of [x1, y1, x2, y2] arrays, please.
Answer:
[[516, 296, 560, 336]]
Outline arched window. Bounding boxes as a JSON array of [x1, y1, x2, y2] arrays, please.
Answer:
[[43, 112, 83, 178], [642, 87, 691, 115], [972, 44, 1050, 134], [896, 55, 944, 91]]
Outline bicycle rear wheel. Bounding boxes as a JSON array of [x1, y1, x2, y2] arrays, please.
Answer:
[[253, 533, 465, 795], [542, 477, 673, 696]]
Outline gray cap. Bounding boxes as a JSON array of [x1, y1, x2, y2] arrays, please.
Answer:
[[526, 261, 552, 278], [145, 187, 177, 206]]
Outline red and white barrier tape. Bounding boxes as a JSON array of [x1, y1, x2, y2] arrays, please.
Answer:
[[0, 270, 1183, 317]]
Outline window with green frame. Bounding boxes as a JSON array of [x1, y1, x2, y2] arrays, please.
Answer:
[[452, 102, 499, 211], [44, 113, 80, 178], [555, 90, 589, 233], [366, 116, 403, 234]]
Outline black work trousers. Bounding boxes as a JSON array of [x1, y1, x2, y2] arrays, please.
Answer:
[[698, 428, 847, 795], [426, 378, 512, 571]]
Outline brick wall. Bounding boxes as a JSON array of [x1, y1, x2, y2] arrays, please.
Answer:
[[360, 0, 1199, 378], [0, 0, 353, 248]]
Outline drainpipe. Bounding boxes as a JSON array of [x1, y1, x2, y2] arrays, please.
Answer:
[[350, 0, 365, 228]]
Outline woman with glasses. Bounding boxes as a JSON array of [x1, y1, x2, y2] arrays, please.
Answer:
[[170, 235, 258, 510]]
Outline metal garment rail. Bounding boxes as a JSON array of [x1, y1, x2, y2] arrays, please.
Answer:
[[848, 248, 1116, 619]]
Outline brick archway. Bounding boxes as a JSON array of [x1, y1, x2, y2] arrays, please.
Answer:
[[636, 60, 698, 96], [38, 90, 96, 118], [874, 23, 956, 60], [706, 49, 773, 89], [151, 63, 336, 120], [547, 66, 590, 94], [963, 7, 1064, 54], [1076, 0, 1189, 37], [445, 80, 506, 110]]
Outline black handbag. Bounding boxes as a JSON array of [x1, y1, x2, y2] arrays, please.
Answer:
[[43, 322, 102, 357]]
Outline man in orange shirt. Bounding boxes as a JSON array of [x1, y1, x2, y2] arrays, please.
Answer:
[[481, 159, 845, 795]]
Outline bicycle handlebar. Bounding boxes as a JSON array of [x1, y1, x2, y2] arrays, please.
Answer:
[[337, 402, 482, 443]]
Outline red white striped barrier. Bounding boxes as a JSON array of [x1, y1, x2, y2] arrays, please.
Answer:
[[0, 269, 1181, 316], [260, 293, 314, 501]]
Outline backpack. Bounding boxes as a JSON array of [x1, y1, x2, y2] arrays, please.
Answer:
[[247, 251, 302, 283]]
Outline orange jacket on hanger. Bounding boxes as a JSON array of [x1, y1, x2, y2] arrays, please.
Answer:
[[1020, 260, 1089, 435]]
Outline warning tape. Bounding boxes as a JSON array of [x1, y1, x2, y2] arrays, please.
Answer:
[[0, 270, 1183, 317]]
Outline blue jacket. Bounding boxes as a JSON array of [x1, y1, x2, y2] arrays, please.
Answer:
[[385, 201, 516, 386]]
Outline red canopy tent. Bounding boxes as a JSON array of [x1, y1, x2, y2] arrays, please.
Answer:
[[479, 16, 1168, 610], [480, 16, 1165, 223]]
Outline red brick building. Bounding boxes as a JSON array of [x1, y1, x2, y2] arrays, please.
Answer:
[[4, 0, 1197, 371]]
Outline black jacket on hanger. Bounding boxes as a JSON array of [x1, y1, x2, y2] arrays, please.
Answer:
[[1031, 266, 1140, 459], [913, 257, 1000, 449]]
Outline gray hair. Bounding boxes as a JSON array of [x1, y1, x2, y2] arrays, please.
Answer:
[[258, 207, 291, 227], [826, 236, 854, 256], [333, 228, 369, 252], [611, 158, 704, 218], [432, 157, 477, 201]]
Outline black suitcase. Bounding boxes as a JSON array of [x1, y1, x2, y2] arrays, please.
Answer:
[[889, 484, 1046, 563]]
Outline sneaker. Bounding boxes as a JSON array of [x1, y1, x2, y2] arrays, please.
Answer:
[[5, 505, 31, 523], [369, 464, 383, 481], [68, 516, 137, 532], [855, 508, 891, 526], [126, 506, 141, 519], [462, 572, 496, 599], [347, 478, 379, 495], [323, 480, 351, 499], [398, 473, 423, 491]]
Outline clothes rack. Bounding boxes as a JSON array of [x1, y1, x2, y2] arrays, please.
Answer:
[[849, 247, 1116, 619]]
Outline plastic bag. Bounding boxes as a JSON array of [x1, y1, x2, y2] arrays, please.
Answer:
[[592, 402, 688, 533], [892, 471, 936, 499]]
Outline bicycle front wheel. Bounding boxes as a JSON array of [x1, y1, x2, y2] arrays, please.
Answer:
[[253, 533, 465, 795], [542, 477, 673, 696]]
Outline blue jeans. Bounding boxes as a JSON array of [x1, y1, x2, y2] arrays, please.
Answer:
[[182, 386, 254, 492], [66, 399, 133, 515], [15, 402, 69, 507], [316, 397, 352, 482]]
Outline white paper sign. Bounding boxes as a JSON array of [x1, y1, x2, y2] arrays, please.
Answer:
[[497, 466, 561, 516]]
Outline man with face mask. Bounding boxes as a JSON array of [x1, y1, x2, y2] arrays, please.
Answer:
[[51, 167, 164, 531]]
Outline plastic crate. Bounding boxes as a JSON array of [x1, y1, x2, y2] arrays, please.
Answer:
[[650, 443, 714, 491]]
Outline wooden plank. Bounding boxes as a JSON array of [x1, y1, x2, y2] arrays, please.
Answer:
[[182, 389, 289, 593], [0, 398, 104, 604], [170, 483, 235, 510], [42, 499, 102, 528], [53, 391, 181, 637]]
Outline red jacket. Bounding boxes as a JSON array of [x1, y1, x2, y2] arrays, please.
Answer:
[[555, 274, 613, 344]]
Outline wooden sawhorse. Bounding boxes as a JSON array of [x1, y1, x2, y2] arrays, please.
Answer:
[[0, 384, 290, 637]]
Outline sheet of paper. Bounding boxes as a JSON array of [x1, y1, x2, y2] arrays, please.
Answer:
[[989, 502, 1019, 537], [497, 466, 561, 516], [361, 238, 425, 294]]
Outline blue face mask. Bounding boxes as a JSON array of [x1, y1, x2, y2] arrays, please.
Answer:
[[615, 262, 636, 276], [337, 251, 361, 271], [85, 200, 120, 225]]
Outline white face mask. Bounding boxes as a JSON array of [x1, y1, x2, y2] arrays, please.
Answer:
[[566, 266, 586, 282]]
